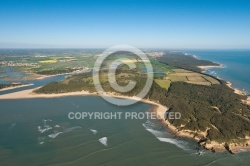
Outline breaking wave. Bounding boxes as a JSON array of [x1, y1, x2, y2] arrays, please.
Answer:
[[49, 132, 63, 139], [142, 120, 191, 151], [37, 121, 82, 144], [99, 137, 108, 146], [38, 126, 52, 133], [90, 129, 97, 134]]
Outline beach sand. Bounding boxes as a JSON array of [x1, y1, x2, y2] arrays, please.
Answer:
[[226, 81, 245, 95], [197, 64, 223, 70], [197, 62, 249, 106], [226, 81, 250, 106], [246, 97, 250, 105], [36, 70, 87, 80], [36, 73, 67, 80], [0, 87, 91, 99]]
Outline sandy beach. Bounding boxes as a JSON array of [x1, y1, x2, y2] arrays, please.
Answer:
[[0, 87, 168, 111], [226, 81, 246, 95], [226, 81, 250, 106], [246, 97, 250, 105], [36, 70, 88, 80], [36, 73, 68, 80], [197, 64, 223, 70], [0, 87, 91, 99], [197, 63, 249, 106]]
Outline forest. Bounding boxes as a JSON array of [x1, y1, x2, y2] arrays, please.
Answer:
[[0, 83, 23, 89], [157, 52, 219, 72]]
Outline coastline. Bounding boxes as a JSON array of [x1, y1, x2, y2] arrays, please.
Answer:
[[0, 87, 90, 99], [197, 63, 250, 151], [1, 87, 249, 153], [197, 64, 223, 70], [226, 81, 250, 106], [0, 83, 34, 92], [36, 73, 68, 80], [197, 59, 249, 106], [226, 81, 246, 95], [36, 69, 89, 80], [186, 53, 223, 71], [152, 98, 250, 153]]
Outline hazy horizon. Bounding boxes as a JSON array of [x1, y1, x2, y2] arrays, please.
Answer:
[[1, 47, 250, 50]]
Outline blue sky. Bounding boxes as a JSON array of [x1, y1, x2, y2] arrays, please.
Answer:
[[0, 0, 250, 49]]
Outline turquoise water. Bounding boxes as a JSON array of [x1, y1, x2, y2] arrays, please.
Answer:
[[185, 50, 250, 94], [0, 96, 250, 165]]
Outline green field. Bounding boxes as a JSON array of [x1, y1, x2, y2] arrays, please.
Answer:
[[167, 69, 220, 86], [154, 79, 171, 90]]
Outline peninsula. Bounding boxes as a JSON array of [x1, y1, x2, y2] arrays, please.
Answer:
[[1, 51, 249, 153]]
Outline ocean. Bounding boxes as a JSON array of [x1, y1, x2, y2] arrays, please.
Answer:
[[1, 96, 250, 166], [184, 50, 250, 94]]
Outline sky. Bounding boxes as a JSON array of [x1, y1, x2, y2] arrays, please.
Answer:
[[0, 0, 250, 49]]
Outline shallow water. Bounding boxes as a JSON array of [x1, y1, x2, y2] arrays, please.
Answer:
[[185, 50, 250, 94], [0, 96, 250, 166]]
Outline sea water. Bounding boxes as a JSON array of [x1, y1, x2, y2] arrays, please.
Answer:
[[185, 50, 250, 94], [0, 96, 250, 165]]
